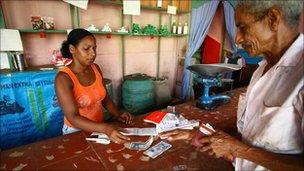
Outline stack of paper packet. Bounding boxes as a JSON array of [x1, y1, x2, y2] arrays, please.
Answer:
[[144, 111, 200, 134]]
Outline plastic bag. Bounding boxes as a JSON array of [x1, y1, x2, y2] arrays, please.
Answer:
[[153, 77, 171, 105]]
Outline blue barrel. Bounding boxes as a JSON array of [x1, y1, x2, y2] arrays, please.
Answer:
[[122, 74, 155, 115]]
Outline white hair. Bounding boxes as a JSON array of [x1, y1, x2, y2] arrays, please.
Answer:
[[231, 0, 303, 27]]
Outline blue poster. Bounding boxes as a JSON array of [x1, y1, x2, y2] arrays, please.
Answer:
[[0, 70, 63, 149]]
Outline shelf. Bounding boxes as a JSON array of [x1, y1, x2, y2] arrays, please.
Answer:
[[130, 33, 188, 37], [89, 31, 130, 35], [96, 0, 123, 7], [96, 0, 190, 14], [18, 29, 67, 33], [170, 33, 189, 37], [18, 29, 188, 37], [90, 32, 188, 37]]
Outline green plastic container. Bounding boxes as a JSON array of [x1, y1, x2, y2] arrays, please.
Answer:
[[122, 74, 155, 115], [104, 78, 113, 100], [103, 78, 113, 121]]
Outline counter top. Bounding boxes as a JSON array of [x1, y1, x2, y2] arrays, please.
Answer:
[[1, 87, 303, 171]]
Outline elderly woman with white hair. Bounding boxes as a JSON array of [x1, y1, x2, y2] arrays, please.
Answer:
[[160, 0, 303, 170]]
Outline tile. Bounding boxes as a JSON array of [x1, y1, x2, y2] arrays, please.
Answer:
[[91, 140, 143, 170], [40, 151, 106, 170], [0, 144, 36, 170], [90, 138, 176, 171], [163, 145, 195, 167], [164, 145, 234, 171], [136, 155, 174, 171], [187, 151, 234, 170], [32, 132, 91, 168]]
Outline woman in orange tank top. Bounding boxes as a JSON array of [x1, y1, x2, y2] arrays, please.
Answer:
[[55, 28, 134, 144]]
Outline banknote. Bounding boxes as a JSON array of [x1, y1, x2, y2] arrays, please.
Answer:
[[143, 141, 172, 159], [120, 128, 157, 136], [125, 136, 154, 151], [191, 123, 216, 147]]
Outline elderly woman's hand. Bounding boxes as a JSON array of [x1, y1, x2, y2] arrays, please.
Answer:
[[159, 129, 196, 141], [198, 130, 249, 162]]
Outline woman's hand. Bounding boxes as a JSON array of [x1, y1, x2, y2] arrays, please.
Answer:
[[118, 112, 134, 125], [159, 129, 195, 141], [104, 124, 130, 144], [198, 130, 249, 162]]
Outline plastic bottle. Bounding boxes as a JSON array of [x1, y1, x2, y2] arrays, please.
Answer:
[[172, 22, 177, 34], [177, 22, 182, 34], [183, 23, 188, 34]]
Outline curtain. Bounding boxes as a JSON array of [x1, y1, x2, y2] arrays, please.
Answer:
[[181, 0, 219, 100], [223, 1, 237, 52], [192, 0, 211, 9]]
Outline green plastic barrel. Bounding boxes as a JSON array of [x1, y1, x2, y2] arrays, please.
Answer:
[[103, 78, 113, 121], [122, 74, 155, 115]]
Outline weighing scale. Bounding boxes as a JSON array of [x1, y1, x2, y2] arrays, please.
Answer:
[[187, 63, 241, 110]]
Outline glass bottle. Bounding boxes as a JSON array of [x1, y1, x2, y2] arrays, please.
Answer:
[[183, 23, 188, 34], [172, 22, 177, 34], [177, 22, 182, 34]]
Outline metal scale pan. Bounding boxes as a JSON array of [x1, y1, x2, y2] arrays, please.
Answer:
[[187, 63, 241, 77], [187, 63, 241, 110]]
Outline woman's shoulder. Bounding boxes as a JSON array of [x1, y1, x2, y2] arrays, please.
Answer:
[[92, 63, 103, 76], [92, 63, 101, 70], [55, 71, 73, 87]]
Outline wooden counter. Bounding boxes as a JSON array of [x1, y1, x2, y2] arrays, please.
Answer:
[[1, 87, 303, 170]]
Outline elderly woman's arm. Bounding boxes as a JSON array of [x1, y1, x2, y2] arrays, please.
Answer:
[[161, 129, 304, 171], [198, 130, 304, 171]]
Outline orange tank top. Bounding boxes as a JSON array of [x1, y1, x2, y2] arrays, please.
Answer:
[[60, 64, 106, 128]]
